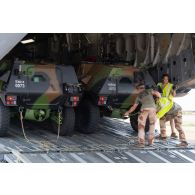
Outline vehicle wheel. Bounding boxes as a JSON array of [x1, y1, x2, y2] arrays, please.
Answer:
[[51, 107, 75, 136], [76, 99, 100, 134], [0, 101, 10, 136], [129, 105, 149, 132]]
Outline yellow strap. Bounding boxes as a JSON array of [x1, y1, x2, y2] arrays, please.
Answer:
[[156, 97, 174, 119], [165, 83, 173, 97]]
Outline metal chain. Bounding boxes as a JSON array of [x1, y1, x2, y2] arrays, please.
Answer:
[[18, 107, 62, 150], [57, 108, 62, 142]]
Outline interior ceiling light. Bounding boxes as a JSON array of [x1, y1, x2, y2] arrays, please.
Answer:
[[21, 39, 35, 44]]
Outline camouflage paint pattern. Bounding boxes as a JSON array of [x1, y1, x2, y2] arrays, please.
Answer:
[[21, 64, 62, 108]]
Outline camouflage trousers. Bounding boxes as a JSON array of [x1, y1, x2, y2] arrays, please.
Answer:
[[138, 108, 157, 145], [160, 110, 186, 142]]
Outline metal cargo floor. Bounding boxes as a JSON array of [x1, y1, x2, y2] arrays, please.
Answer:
[[0, 118, 195, 163]]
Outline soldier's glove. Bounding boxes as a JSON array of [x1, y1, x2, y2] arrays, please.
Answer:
[[123, 112, 130, 119], [123, 115, 129, 119]]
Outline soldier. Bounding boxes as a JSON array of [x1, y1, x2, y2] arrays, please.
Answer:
[[124, 84, 161, 147], [157, 73, 178, 138], [159, 102, 188, 147]]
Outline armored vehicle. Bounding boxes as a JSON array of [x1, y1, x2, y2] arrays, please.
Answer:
[[0, 61, 82, 136], [76, 63, 155, 133]]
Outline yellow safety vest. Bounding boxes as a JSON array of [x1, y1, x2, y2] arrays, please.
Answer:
[[156, 82, 174, 119], [157, 82, 173, 99]]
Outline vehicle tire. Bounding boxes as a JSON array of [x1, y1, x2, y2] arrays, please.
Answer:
[[0, 101, 10, 137], [52, 107, 75, 136], [76, 99, 100, 134], [129, 105, 149, 132]]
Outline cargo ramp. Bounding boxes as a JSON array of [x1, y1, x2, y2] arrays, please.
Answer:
[[0, 118, 194, 163]]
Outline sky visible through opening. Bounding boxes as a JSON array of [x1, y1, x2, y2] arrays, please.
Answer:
[[174, 89, 195, 111]]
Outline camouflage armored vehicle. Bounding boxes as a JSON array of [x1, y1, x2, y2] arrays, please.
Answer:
[[0, 61, 82, 137], [76, 63, 155, 133]]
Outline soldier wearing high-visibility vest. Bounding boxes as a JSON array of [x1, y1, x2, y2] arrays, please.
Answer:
[[156, 73, 177, 139]]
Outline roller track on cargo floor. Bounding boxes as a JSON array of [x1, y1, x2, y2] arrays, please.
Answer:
[[0, 118, 195, 163]]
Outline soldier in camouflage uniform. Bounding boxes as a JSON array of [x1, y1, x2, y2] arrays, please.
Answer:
[[124, 84, 161, 147], [159, 102, 188, 147]]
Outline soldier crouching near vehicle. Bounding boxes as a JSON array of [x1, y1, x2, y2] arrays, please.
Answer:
[[124, 83, 161, 148], [159, 102, 188, 147]]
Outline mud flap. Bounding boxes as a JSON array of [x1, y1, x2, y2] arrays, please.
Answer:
[[75, 99, 100, 134], [0, 101, 10, 136]]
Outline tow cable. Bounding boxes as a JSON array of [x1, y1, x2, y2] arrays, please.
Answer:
[[19, 107, 30, 143]]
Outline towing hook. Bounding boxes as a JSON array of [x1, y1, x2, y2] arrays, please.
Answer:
[[58, 107, 62, 113]]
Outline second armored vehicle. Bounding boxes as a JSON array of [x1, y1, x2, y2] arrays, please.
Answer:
[[76, 63, 155, 133]]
